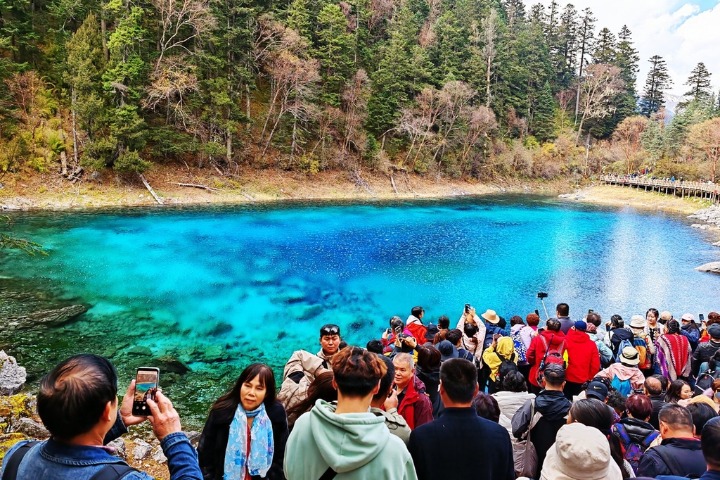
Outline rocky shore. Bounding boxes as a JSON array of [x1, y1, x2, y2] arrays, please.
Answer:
[[0, 351, 193, 480]]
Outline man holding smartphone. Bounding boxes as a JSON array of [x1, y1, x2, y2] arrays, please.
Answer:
[[0, 354, 202, 480]]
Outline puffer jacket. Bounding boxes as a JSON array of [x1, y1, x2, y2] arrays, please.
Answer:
[[565, 328, 600, 384]]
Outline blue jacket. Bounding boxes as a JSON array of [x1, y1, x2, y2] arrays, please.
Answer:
[[0, 418, 202, 480], [637, 437, 705, 478]]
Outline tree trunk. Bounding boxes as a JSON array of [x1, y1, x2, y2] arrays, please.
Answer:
[[100, 14, 109, 62], [139, 174, 163, 205]]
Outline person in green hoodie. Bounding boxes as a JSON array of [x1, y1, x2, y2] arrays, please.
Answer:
[[284, 346, 417, 480]]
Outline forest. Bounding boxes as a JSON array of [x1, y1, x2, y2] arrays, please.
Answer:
[[0, 0, 719, 183]]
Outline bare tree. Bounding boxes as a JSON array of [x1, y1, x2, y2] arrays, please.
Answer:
[[576, 63, 623, 143], [612, 115, 647, 174], [151, 0, 216, 69], [341, 69, 371, 159], [143, 55, 199, 128], [687, 118, 720, 182], [481, 10, 498, 108]]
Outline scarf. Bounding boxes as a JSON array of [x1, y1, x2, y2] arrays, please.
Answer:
[[658, 334, 689, 380], [224, 403, 274, 479]]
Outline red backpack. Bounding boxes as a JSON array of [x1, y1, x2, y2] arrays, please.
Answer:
[[535, 334, 566, 384]]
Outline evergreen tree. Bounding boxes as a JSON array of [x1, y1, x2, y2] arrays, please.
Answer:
[[366, 5, 430, 136], [315, 3, 355, 106], [681, 62, 712, 108], [285, 0, 311, 40], [593, 28, 615, 64], [639, 55, 672, 117]]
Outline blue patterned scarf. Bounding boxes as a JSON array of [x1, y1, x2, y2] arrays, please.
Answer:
[[224, 403, 274, 479]]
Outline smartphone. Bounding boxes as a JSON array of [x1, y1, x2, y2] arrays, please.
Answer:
[[534, 309, 540, 316], [537, 292, 548, 299], [132, 367, 160, 416], [700, 313, 705, 322], [464, 303, 472, 313]]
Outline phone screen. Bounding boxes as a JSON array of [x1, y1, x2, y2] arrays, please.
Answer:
[[132, 367, 159, 416]]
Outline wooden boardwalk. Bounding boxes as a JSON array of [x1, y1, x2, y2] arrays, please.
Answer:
[[601, 175, 720, 204]]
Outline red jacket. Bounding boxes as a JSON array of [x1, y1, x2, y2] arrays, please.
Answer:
[[526, 329, 567, 387], [398, 375, 433, 430], [565, 328, 601, 384]]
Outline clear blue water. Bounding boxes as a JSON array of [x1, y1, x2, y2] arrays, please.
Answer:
[[2, 195, 720, 422]]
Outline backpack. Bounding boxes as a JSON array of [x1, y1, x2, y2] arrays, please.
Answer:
[[611, 374, 632, 396], [614, 336, 634, 362], [632, 336, 651, 370], [497, 351, 518, 383], [512, 329, 528, 363], [1, 441, 137, 480], [535, 334, 566, 385], [614, 422, 660, 474], [695, 368, 720, 395]]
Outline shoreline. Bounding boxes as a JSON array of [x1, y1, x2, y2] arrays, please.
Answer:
[[0, 166, 713, 216]]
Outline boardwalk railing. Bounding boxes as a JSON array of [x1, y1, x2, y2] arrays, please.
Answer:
[[601, 175, 720, 204]]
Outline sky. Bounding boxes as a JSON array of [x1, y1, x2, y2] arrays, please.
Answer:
[[535, 0, 720, 97]]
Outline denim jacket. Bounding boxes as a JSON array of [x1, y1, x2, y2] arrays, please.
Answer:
[[0, 417, 202, 480]]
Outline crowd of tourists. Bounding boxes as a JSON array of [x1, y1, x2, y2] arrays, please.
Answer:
[[3, 303, 720, 479]]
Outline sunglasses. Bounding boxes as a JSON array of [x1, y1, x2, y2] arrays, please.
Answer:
[[321, 326, 340, 335]]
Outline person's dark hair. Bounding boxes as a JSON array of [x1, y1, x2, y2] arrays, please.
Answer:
[[526, 313, 540, 327], [646, 308, 659, 321], [542, 363, 565, 386], [702, 417, 720, 469], [500, 370, 528, 393], [556, 303, 569, 317], [440, 358, 477, 403], [570, 398, 628, 478], [546, 318, 561, 332], [607, 390, 627, 415], [586, 312, 602, 327], [644, 376, 663, 395], [212, 363, 277, 416], [687, 402, 718, 437], [366, 339, 384, 354], [37, 354, 118, 440], [416, 345, 441, 370], [667, 319, 681, 334], [446, 328, 462, 346], [437, 315, 450, 329], [285, 371, 336, 425], [389, 316, 404, 331], [472, 392, 500, 423], [610, 314, 624, 329], [372, 355, 395, 402], [659, 403, 694, 431], [665, 379, 690, 404], [708, 311, 720, 326], [510, 315, 524, 327], [332, 346, 386, 397], [626, 394, 653, 420], [411, 306, 424, 318]]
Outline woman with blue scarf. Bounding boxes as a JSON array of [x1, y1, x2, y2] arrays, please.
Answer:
[[199, 364, 289, 480]]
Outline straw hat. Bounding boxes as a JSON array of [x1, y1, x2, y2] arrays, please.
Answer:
[[481, 309, 500, 324]]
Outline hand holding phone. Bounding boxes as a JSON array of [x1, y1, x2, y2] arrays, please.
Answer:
[[132, 367, 160, 416]]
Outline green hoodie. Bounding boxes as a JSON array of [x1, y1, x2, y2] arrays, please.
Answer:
[[284, 400, 417, 480]]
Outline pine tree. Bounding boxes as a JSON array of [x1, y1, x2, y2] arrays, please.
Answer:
[[593, 28, 616, 64], [682, 62, 712, 106], [639, 55, 672, 117], [315, 4, 355, 107]]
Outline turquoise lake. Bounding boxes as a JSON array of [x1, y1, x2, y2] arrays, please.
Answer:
[[2, 195, 720, 423]]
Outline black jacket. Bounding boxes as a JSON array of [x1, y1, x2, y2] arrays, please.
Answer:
[[649, 394, 668, 430], [692, 340, 720, 376], [198, 400, 289, 480], [637, 437, 705, 478], [511, 390, 571, 480], [616, 417, 657, 443], [409, 408, 514, 480]]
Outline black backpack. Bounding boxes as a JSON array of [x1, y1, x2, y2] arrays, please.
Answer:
[[2, 441, 137, 480], [497, 351, 518, 383]]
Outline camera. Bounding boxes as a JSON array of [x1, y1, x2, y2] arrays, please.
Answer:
[[537, 292, 548, 299]]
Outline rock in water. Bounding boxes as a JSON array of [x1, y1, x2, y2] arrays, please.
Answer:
[[696, 262, 720, 274], [0, 351, 27, 395]]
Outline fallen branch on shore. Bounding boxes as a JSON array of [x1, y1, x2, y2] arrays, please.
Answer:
[[170, 182, 218, 192], [138, 174, 163, 205]]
